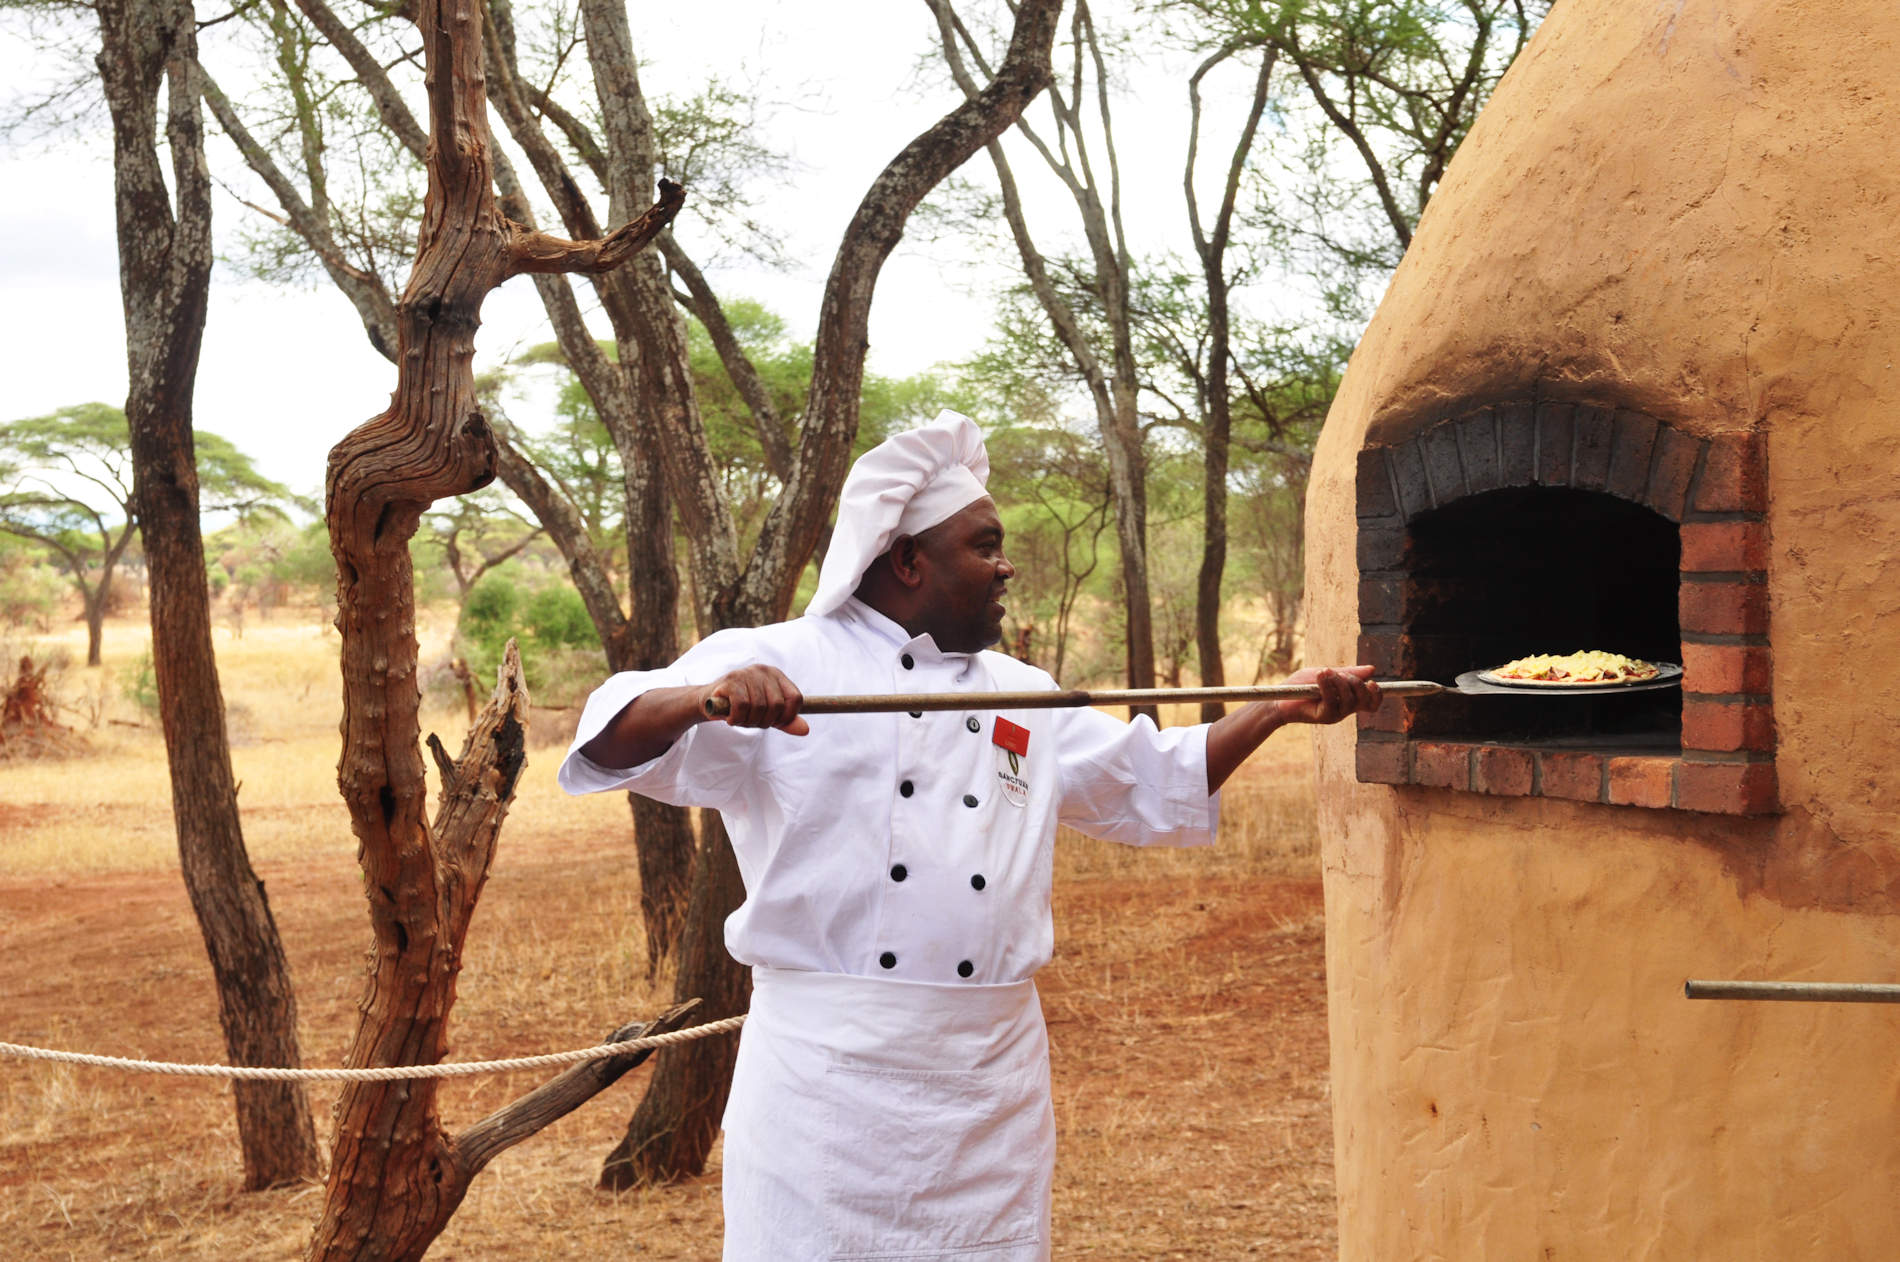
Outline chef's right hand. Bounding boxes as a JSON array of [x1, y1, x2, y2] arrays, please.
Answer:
[[703, 665, 808, 736]]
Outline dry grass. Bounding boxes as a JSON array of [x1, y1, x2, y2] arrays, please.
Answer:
[[0, 612, 1334, 1260]]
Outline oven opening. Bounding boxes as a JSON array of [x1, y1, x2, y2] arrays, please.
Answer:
[[1406, 487, 1681, 750]]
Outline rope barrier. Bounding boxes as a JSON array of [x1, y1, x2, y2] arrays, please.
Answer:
[[0, 1014, 746, 1082]]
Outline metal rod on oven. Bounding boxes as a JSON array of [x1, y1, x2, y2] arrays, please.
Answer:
[[1685, 980, 1900, 1004]]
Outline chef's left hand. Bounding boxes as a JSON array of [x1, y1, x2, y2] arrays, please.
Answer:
[[1274, 664, 1381, 725]]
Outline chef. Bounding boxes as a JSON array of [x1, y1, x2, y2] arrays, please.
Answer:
[[560, 411, 1378, 1260]]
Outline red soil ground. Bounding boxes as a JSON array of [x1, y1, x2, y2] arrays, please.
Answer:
[[0, 841, 1334, 1258]]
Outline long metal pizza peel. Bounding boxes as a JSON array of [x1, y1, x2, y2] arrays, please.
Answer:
[[699, 670, 1683, 717], [701, 680, 1449, 718]]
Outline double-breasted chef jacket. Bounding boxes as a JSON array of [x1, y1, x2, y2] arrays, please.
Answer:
[[561, 597, 1219, 1261]]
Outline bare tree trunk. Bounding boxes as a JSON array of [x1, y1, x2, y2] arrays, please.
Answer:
[[1188, 49, 1274, 722], [490, 431, 695, 969], [600, 811, 748, 1186], [303, 0, 684, 1249], [82, 588, 106, 668], [94, 0, 318, 1189], [931, 0, 1155, 718]]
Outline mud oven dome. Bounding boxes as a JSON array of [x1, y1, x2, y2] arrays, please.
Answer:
[[1354, 400, 1776, 815]]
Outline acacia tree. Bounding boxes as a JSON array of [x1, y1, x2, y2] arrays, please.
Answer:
[[1177, 0, 1546, 294], [419, 487, 543, 608], [930, 0, 1162, 718], [207, 0, 1065, 1188], [1182, 40, 1275, 719], [0, 406, 141, 668], [983, 418, 1113, 679], [85, 0, 320, 1190], [0, 405, 288, 665]]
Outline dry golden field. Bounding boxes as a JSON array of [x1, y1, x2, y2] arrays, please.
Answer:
[[0, 611, 1336, 1260]]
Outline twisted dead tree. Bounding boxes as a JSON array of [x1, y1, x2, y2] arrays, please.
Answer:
[[306, 0, 683, 1249], [203, 0, 1064, 1193]]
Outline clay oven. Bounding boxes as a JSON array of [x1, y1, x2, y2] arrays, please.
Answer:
[[1304, 1, 1900, 1258]]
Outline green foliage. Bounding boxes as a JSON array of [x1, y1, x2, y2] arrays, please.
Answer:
[[0, 535, 62, 629], [455, 572, 602, 694], [119, 651, 159, 718], [522, 585, 595, 651], [205, 517, 335, 613], [650, 81, 793, 262], [1165, 0, 1547, 318], [509, 300, 973, 571]]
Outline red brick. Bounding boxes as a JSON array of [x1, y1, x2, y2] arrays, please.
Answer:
[[1498, 402, 1536, 487], [1534, 402, 1575, 485], [1357, 738, 1408, 785], [1474, 746, 1535, 796], [1682, 698, 1777, 753], [1358, 447, 1398, 519], [1679, 578, 1770, 635], [1680, 520, 1770, 573], [1392, 440, 1433, 518], [1357, 700, 1408, 734], [1645, 426, 1701, 519], [1423, 423, 1466, 504], [1539, 751, 1605, 802], [1413, 741, 1472, 790], [1458, 410, 1501, 494], [1681, 642, 1773, 695], [1608, 756, 1676, 808], [1572, 405, 1616, 489], [1693, 431, 1768, 514], [1359, 576, 1402, 625], [1358, 525, 1407, 572], [1358, 631, 1405, 678], [1606, 411, 1660, 502], [1677, 760, 1778, 815]]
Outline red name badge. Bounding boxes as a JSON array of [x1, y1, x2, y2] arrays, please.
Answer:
[[992, 717, 1030, 757]]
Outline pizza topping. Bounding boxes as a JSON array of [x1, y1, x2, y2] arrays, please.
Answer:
[[1491, 650, 1660, 683]]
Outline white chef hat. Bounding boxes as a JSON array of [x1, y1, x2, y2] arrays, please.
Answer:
[[805, 410, 992, 618]]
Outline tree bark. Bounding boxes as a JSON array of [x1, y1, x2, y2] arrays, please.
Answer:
[[303, 0, 683, 1249], [600, 811, 749, 1187], [490, 426, 695, 972], [1188, 49, 1274, 723], [83, 588, 106, 668], [483, 17, 703, 964], [94, 0, 318, 1189]]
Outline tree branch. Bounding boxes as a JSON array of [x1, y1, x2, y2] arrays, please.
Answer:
[[657, 232, 792, 483], [1288, 41, 1413, 251], [290, 0, 428, 160], [739, 0, 1063, 617], [450, 1000, 702, 1176], [505, 179, 686, 278], [196, 64, 401, 360]]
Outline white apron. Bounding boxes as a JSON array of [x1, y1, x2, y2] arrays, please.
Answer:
[[721, 966, 1055, 1261]]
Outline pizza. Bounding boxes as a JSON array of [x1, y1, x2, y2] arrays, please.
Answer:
[[1487, 650, 1662, 685]]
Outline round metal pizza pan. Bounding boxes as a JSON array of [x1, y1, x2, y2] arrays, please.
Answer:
[[1456, 663, 1683, 696]]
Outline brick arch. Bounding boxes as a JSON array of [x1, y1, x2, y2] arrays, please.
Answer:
[[1353, 400, 1776, 816]]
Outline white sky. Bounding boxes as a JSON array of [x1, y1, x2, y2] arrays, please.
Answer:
[[0, 0, 1283, 500]]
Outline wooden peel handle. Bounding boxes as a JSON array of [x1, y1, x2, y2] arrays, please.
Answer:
[[699, 680, 1443, 718]]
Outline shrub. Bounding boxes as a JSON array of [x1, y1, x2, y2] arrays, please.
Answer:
[[119, 651, 159, 718], [455, 575, 602, 705]]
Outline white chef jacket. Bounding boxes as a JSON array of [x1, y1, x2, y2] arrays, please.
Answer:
[[560, 596, 1220, 1259], [560, 597, 1219, 981]]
